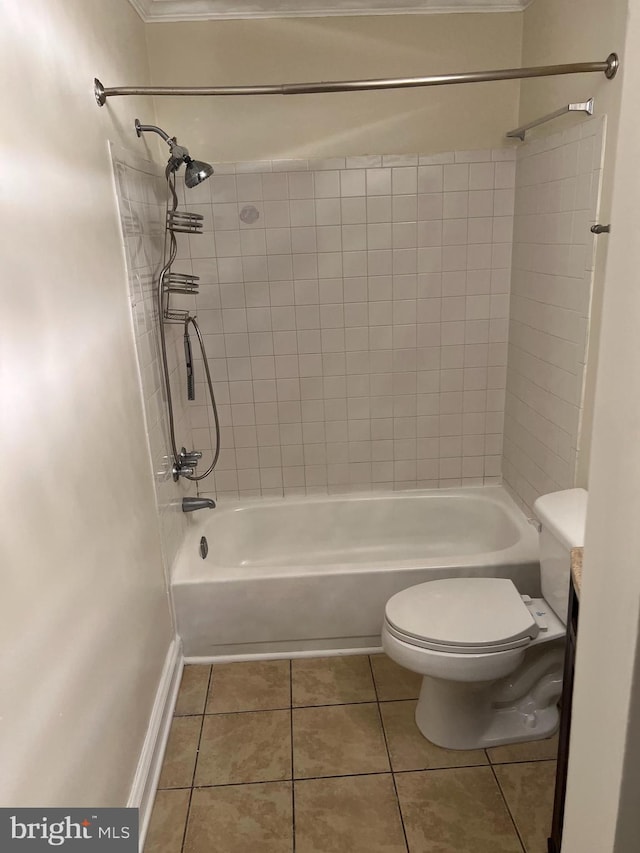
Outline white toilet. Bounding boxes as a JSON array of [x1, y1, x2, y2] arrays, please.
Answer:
[[382, 488, 587, 750]]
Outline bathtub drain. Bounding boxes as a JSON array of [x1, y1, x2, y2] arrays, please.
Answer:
[[199, 536, 208, 559]]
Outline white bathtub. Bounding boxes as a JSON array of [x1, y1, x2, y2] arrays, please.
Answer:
[[172, 485, 540, 659]]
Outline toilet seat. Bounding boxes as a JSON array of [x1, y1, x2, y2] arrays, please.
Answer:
[[384, 578, 541, 655], [384, 620, 534, 654]]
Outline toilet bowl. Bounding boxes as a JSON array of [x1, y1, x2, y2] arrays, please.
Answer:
[[381, 487, 587, 750]]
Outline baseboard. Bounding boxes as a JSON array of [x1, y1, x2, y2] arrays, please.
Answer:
[[184, 645, 383, 665], [128, 638, 183, 851]]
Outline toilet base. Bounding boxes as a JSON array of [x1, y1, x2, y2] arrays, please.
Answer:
[[382, 616, 565, 750], [414, 654, 563, 750]]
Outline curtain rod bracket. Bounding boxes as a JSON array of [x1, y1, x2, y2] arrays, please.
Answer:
[[605, 53, 620, 79], [94, 78, 106, 107]]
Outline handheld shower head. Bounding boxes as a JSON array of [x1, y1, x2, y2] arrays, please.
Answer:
[[134, 119, 214, 187]]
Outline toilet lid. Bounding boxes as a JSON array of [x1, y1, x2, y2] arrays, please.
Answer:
[[385, 578, 539, 650]]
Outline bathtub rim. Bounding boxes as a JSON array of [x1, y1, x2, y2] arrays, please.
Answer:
[[173, 484, 539, 584]]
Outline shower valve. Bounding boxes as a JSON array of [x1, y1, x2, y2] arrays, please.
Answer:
[[172, 464, 195, 480], [180, 448, 202, 466]]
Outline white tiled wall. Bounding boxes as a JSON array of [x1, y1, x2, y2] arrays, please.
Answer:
[[174, 149, 516, 499], [112, 123, 604, 526], [502, 117, 605, 513], [111, 146, 195, 568]]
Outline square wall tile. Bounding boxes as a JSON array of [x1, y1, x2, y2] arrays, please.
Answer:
[[503, 118, 604, 512], [180, 148, 515, 499]]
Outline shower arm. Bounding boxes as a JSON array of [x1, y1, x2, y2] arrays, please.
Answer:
[[95, 54, 619, 105], [134, 119, 171, 143], [135, 119, 191, 165]]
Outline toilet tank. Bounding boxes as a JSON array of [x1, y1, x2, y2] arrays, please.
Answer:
[[533, 488, 588, 622]]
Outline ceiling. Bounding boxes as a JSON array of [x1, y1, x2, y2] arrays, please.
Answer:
[[128, 0, 530, 23]]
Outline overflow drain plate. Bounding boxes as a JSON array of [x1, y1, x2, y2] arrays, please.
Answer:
[[200, 536, 209, 559]]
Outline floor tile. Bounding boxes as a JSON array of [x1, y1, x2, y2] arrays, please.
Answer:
[[152, 655, 559, 853], [184, 782, 293, 853], [370, 654, 422, 701], [380, 700, 488, 772], [144, 789, 190, 853], [293, 703, 389, 778], [487, 733, 559, 765], [174, 666, 211, 716], [292, 655, 376, 706], [206, 660, 290, 713], [395, 766, 523, 853], [158, 716, 201, 789], [194, 710, 291, 785], [295, 774, 407, 853], [494, 760, 557, 853]]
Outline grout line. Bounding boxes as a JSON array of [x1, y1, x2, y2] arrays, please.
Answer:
[[178, 788, 194, 853], [198, 697, 385, 716], [179, 665, 213, 853], [368, 655, 410, 853], [375, 696, 422, 704], [156, 786, 193, 792], [179, 758, 553, 792], [289, 659, 296, 852], [190, 665, 213, 786], [193, 770, 396, 790], [202, 705, 293, 716], [172, 713, 208, 719], [489, 762, 527, 853], [162, 759, 525, 795], [487, 751, 559, 767], [391, 762, 497, 775]]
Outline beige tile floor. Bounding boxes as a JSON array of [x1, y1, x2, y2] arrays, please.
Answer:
[[145, 655, 558, 853]]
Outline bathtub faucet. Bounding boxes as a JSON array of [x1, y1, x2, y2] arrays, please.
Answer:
[[182, 497, 216, 513]]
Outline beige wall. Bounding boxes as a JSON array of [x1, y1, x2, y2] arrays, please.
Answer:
[[520, 0, 626, 128], [520, 3, 640, 846], [520, 0, 628, 486], [145, 14, 523, 162], [561, 1, 640, 848], [0, 0, 173, 806], [2, 0, 634, 817]]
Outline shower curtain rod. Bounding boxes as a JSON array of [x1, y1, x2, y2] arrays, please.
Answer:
[[94, 53, 618, 106]]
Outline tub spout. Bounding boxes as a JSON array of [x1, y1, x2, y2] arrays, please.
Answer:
[[182, 497, 216, 512]]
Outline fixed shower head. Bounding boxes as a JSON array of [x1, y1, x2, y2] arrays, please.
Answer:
[[184, 158, 214, 188], [134, 119, 214, 187]]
